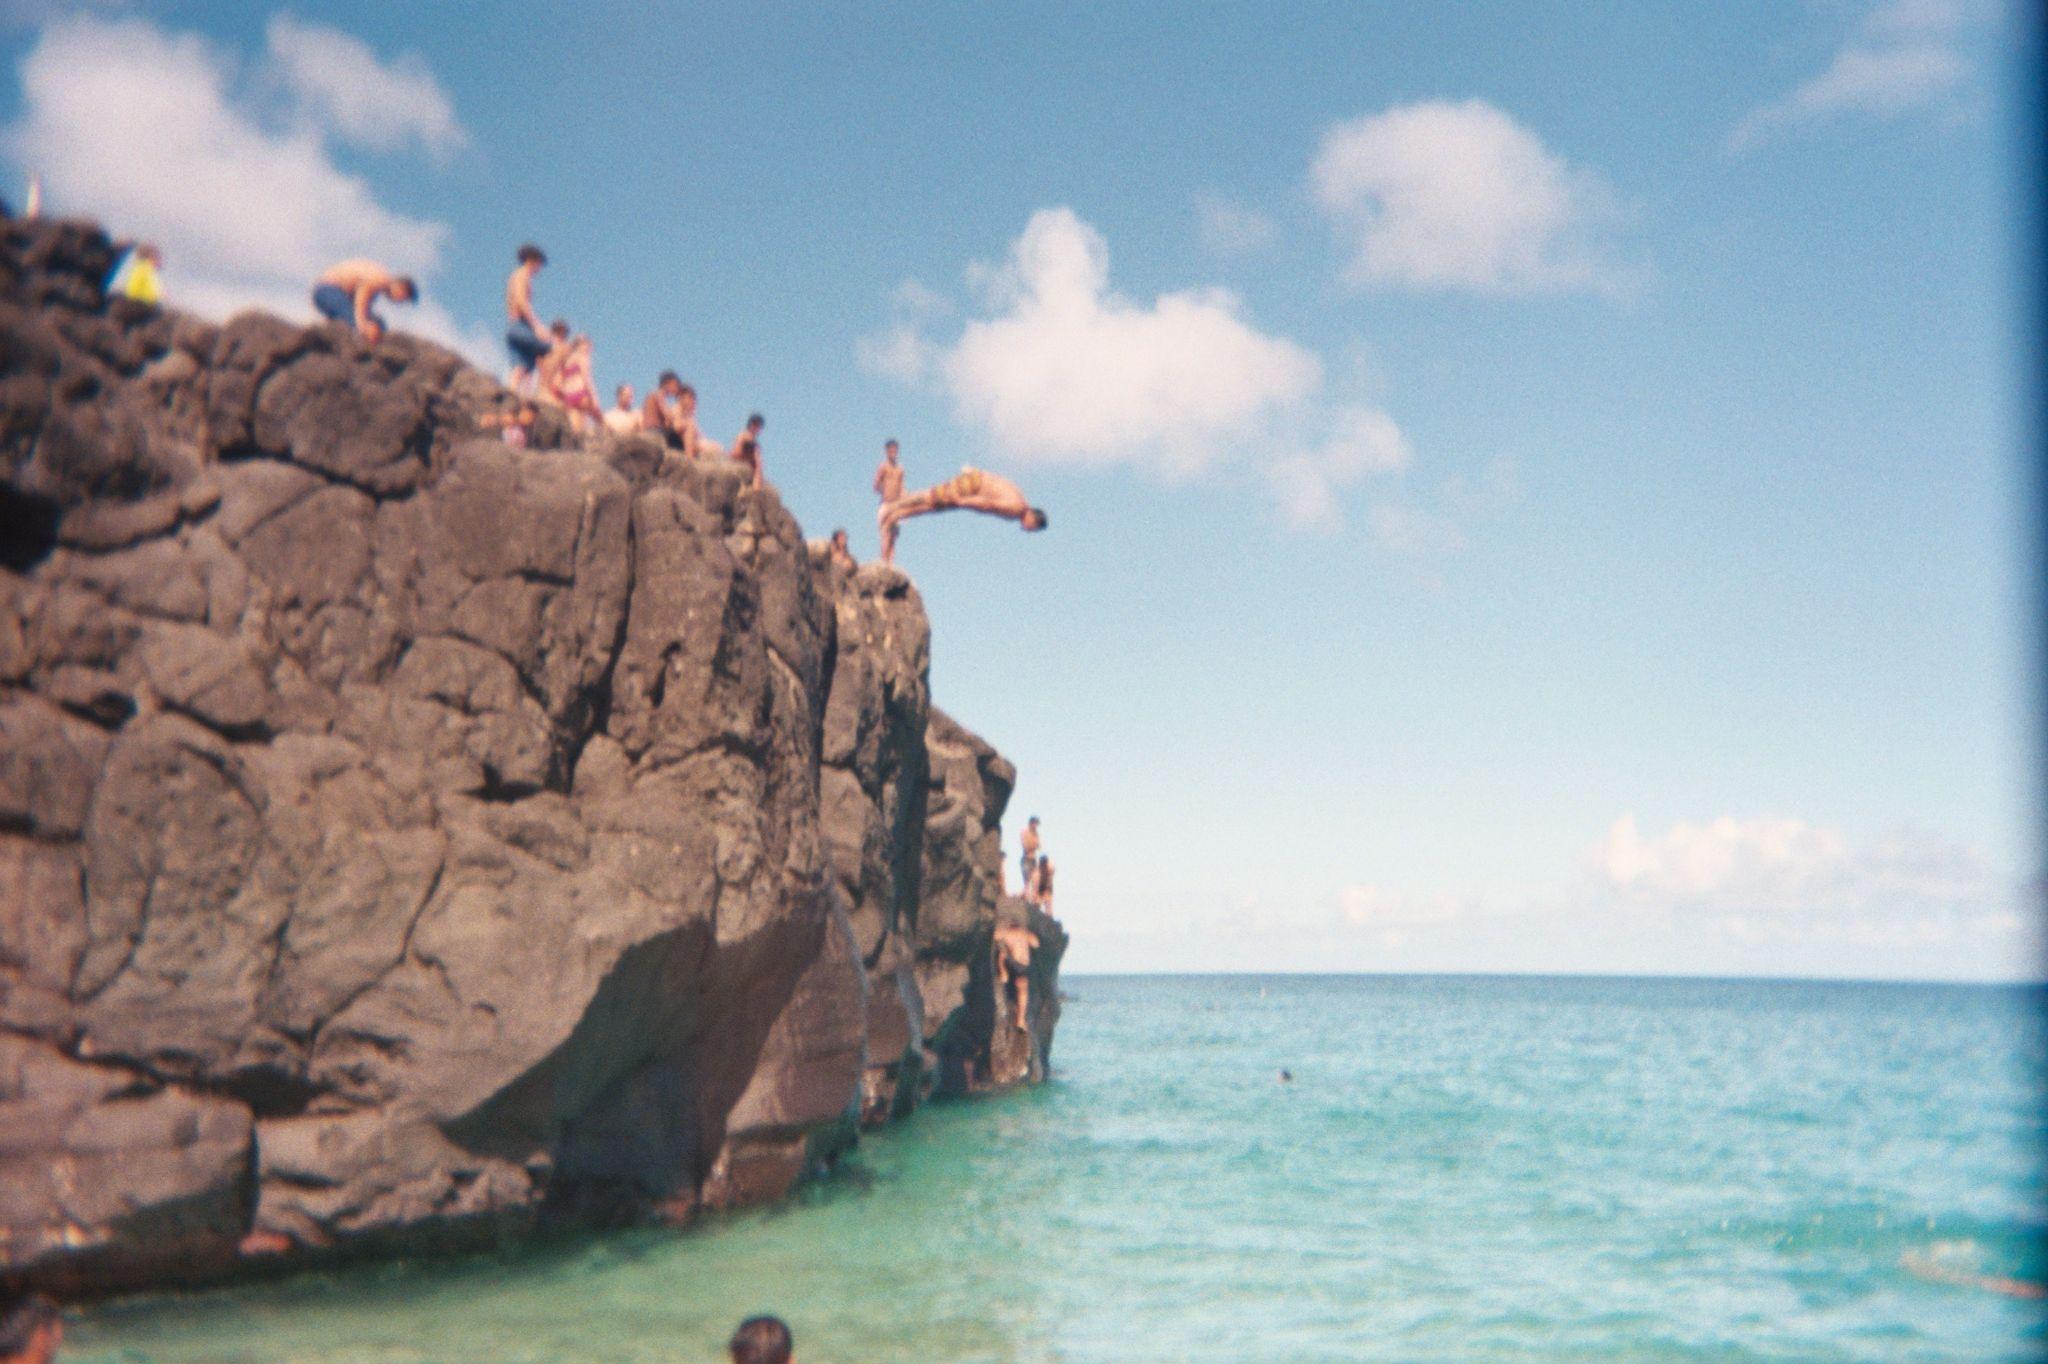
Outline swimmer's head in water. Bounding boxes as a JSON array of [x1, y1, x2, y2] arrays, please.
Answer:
[[1023, 507, 1048, 531]]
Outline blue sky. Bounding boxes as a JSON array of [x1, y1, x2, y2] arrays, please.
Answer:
[[5, 1, 2036, 978]]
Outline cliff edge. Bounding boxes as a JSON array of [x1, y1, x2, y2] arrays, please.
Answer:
[[0, 217, 1067, 1296]]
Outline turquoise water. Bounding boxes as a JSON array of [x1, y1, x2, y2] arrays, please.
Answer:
[[70, 975, 2048, 1362]]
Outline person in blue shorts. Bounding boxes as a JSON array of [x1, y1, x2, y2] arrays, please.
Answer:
[[504, 243, 550, 393], [311, 260, 415, 342]]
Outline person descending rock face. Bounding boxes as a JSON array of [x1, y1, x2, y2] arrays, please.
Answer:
[[872, 438, 905, 505], [504, 244, 549, 394], [0, 1294, 61, 1364], [994, 915, 1040, 1033], [312, 259, 416, 343], [878, 466, 1047, 563], [1020, 815, 1042, 888], [733, 413, 765, 488], [728, 1315, 794, 1364]]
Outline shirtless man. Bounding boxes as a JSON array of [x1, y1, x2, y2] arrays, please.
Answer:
[[732, 414, 765, 488], [1020, 815, 1041, 887], [642, 371, 686, 444], [312, 259, 416, 342], [504, 244, 548, 393], [872, 439, 905, 505], [878, 466, 1047, 563], [993, 917, 1040, 1033], [603, 383, 640, 435], [677, 386, 725, 460]]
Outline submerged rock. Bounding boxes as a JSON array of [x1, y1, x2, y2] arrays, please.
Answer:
[[0, 216, 1066, 1297]]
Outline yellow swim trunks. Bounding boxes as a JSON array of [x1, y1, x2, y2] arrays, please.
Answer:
[[933, 466, 985, 507]]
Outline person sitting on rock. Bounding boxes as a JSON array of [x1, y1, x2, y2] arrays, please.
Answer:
[[1030, 855, 1055, 915], [603, 383, 641, 436], [728, 1315, 794, 1364], [994, 915, 1040, 1033], [104, 240, 162, 305], [312, 259, 416, 343], [872, 438, 905, 505], [879, 466, 1046, 563], [677, 385, 724, 460], [732, 413, 765, 488], [0, 1293, 61, 1364], [641, 371, 687, 448], [828, 527, 856, 570], [504, 243, 549, 394], [478, 399, 539, 448]]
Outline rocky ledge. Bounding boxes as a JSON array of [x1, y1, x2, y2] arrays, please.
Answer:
[[0, 217, 1066, 1297]]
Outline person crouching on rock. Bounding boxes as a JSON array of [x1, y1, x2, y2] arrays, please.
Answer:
[[994, 914, 1040, 1034], [312, 259, 416, 343], [729, 1315, 794, 1364], [0, 1294, 61, 1364]]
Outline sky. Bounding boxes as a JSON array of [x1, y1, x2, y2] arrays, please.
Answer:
[[3, 0, 2037, 980]]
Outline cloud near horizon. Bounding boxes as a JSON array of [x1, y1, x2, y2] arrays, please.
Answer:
[[1310, 99, 1632, 296], [1725, 0, 1976, 153], [1592, 812, 2024, 949], [860, 206, 1418, 531], [3, 15, 491, 365]]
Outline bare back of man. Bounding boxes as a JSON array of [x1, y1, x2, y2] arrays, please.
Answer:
[[993, 921, 1040, 1032], [879, 466, 1047, 562]]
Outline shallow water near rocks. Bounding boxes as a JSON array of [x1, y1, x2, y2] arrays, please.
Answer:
[[68, 975, 2047, 1362]]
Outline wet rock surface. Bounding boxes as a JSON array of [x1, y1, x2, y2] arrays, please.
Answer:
[[0, 217, 1065, 1297]]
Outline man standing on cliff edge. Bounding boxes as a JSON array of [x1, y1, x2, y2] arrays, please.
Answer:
[[878, 465, 1047, 563]]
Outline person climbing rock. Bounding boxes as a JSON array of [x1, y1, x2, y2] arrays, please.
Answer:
[[312, 259, 416, 343], [994, 915, 1040, 1033]]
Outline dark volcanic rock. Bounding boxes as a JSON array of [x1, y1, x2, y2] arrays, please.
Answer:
[[0, 216, 1065, 1296]]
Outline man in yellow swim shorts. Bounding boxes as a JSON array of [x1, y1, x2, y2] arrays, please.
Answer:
[[878, 465, 1048, 563]]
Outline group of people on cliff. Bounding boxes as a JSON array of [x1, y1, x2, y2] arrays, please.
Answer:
[[100, 235, 1050, 565]]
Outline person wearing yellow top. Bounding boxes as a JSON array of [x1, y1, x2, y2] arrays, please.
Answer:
[[104, 241, 162, 305]]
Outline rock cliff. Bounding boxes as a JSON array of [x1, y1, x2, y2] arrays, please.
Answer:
[[0, 216, 1067, 1297]]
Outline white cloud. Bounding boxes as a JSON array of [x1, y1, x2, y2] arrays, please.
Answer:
[[1273, 405, 1413, 532], [1726, 0, 1975, 152], [1310, 99, 1630, 296], [1195, 192, 1278, 256], [264, 15, 466, 161], [878, 207, 1324, 478], [1591, 813, 2018, 947], [4, 17, 490, 369], [1337, 883, 1462, 949]]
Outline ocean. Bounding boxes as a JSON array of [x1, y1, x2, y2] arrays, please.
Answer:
[[67, 975, 2048, 1362]]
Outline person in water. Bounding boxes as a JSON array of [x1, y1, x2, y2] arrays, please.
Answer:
[[312, 259, 416, 342], [504, 243, 549, 394], [1020, 815, 1041, 887], [0, 1294, 61, 1364], [878, 466, 1047, 563], [994, 915, 1040, 1033], [872, 438, 905, 505], [728, 1315, 794, 1364], [732, 413, 765, 488]]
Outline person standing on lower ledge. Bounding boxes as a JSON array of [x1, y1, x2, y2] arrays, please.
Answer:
[[878, 465, 1047, 562], [729, 1315, 794, 1364]]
